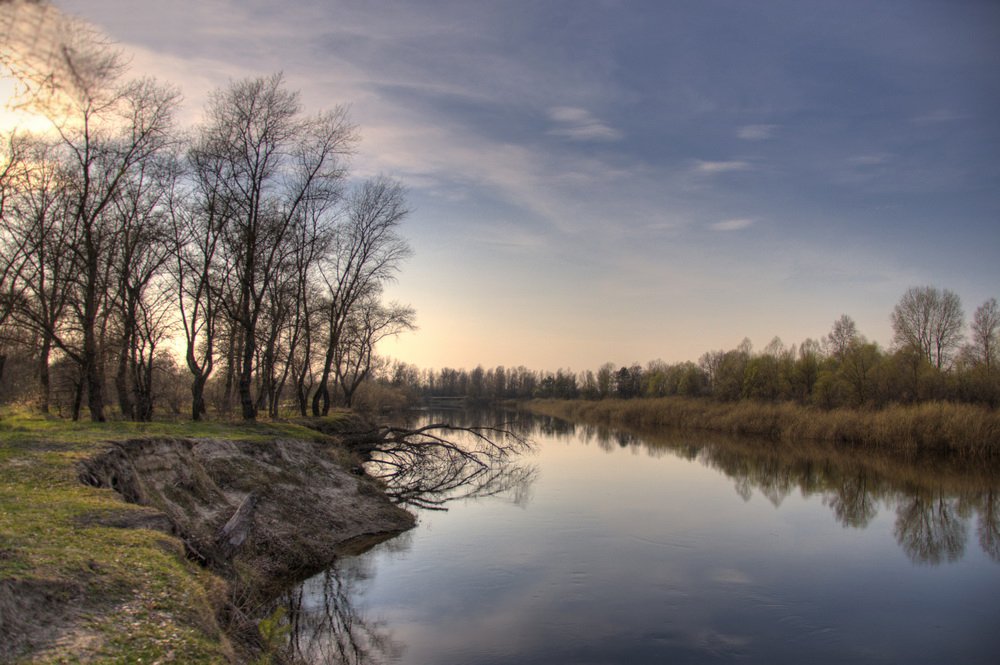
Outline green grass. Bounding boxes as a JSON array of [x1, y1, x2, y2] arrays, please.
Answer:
[[0, 409, 354, 663]]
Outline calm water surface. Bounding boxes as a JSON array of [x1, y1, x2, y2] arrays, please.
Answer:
[[284, 410, 1000, 664]]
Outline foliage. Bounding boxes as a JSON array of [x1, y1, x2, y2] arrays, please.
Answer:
[[400, 292, 999, 411], [252, 606, 291, 665]]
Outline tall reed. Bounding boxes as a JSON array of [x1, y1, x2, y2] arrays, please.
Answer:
[[527, 398, 1000, 461]]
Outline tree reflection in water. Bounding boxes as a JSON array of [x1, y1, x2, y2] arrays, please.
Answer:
[[564, 418, 1000, 565], [978, 487, 1000, 562], [279, 538, 410, 664], [894, 493, 968, 565], [825, 469, 879, 528], [274, 411, 998, 663], [362, 414, 537, 511], [275, 411, 537, 663]]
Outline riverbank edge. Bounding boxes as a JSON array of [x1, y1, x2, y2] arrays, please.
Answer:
[[0, 411, 414, 663], [525, 397, 1000, 460]]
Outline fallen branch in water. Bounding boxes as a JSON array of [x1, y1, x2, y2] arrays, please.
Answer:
[[362, 422, 536, 510]]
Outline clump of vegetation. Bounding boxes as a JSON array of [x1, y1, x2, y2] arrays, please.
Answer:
[[527, 397, 1000, 461]]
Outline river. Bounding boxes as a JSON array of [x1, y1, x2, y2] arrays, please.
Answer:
[[281, 409, 1000, 664]]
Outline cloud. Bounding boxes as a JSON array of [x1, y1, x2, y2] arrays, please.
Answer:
[[848, 153, 890, 166], [911, 109, 964, 125], [547, 105, 622, 141], [710, 218, 755, 232], [693, 160, 752, 175], [736, 124, 776, 140]]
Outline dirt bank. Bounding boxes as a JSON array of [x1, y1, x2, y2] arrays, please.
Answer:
[[77, 436, 415, 591], [2, 429, 414, 663]]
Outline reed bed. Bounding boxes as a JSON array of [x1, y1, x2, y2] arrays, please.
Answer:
[[527, 398, 1000, 461]]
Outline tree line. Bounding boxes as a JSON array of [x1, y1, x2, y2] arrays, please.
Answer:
[[0, 29, 413, 421], [394, 286, 999, 408]]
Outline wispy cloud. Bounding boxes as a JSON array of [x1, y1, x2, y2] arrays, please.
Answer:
[[693, 160, 752, 175], [848, 153, 890, 166], [736, 124, 776, 140], [547, 106, 622, 142], [710, 218, 755, 232], [911, 109, 964, 125]]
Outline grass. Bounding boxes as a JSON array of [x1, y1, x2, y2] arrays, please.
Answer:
[[0, 408, 354, 663], [527, 397, 1000, 461]]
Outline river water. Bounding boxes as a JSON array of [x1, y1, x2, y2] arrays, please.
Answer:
[[283, 409, 1000, 664]]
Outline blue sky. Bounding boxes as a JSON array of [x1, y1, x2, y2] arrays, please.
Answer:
[[51, 0, 1000, 370]]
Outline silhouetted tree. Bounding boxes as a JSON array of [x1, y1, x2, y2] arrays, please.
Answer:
[[202, 73, 355, 420], [313, 176, 411, 416], [826, 314, 859, 361], [335, 298, 415, 408], [891, 286, 964, 371], [970, 298, 999, 373], [9, 36, 179, 421]]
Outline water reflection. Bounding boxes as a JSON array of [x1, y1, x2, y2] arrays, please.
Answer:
[[278, 535, 412, 664], [562, 416, 1000, 565], [284, 410, 1000, 665], [979, 488, 1000, 561], [363, 409, 538, 511]]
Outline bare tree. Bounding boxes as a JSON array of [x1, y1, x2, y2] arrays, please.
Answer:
[[12, 31, 180, 420], [826, 314, 860, 361], [168, 137, 229, 420], [970, 298, 999, 373], [288, 213, 331, 416], [1, 136, 77, 412], [313, 177, 411, 416], [891, 286, 965, 370], [199, 73, 354, 420], [334, 297, 415, 408], [106, 153, 176, 420], [0, 137, 33, 387]]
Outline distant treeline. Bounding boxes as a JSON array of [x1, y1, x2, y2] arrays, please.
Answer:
[[388, 287, 999, 409]]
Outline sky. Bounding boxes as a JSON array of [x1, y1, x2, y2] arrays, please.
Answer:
[[8, 0, 1000, 371]]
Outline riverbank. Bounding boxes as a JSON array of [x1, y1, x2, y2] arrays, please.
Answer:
[[526, 397, 1000, 461], [0, 411, 413, 663]]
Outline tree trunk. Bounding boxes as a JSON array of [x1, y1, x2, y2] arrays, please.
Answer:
[[220, 335, 237, 416], [132, 351, 154, 422], [38, 336, 51, 414], [115, 344, 134, 420], [311, 372, 330, 416], [71, 373, 84, 422], [239, 374, 256, 420], [85, 361, 105, 422], [191, 373, 207, 421], [296, 381, 309, 417], [83, 323, 105, 422], [135, 385, 153, 421], [239, 324, 256, 420]]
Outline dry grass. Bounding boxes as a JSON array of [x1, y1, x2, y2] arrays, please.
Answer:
[[527, 397, 1000, 461]]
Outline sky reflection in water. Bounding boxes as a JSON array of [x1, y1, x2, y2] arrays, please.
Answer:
[[284, 411, 1000, 664]]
